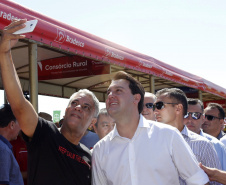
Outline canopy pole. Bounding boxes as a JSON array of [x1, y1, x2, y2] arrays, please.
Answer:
[[198, 90, 203, 102], [29, 43, 38, 112], [103, 93, 105, 103], [149, 75, 155, 94], [62, 86, 64, 97]]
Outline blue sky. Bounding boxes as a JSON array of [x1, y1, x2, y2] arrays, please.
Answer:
[[1, 0, 226, 117]]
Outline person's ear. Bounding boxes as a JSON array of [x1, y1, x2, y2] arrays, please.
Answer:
[[88, 118, 97, 130], [64, 107, 68, 115], [219, 118, 224, 126], [93, 123, 98, 134], [8, 121, 15, 130], [175, 104, 183, 115], [133, 94, 141, 104]]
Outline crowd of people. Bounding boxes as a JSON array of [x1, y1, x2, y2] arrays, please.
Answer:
[[0, 19, 226, 185]]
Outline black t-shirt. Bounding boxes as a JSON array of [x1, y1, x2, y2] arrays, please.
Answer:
[[22, 117, 91, 185]]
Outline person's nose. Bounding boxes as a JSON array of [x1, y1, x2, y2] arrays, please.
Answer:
[[142, 105, 147, 113], [106, 91, 116, 103], [107, 91, 114, 98], [153, 108, 159, 116], [74, 104, 82, 112], [187, 114, 193, 122]]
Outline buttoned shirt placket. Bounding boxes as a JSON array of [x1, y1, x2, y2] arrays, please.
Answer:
[[128, 127, 141, 185]]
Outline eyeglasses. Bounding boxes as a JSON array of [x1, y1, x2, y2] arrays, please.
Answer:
[[153, 101, 178, 111], [205, 114, 221, 121], [184, 112, 202, 120], [145, 103, 154, 109]]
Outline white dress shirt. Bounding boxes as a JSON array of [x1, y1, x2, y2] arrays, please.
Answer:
[[92, 115, 209, 185]]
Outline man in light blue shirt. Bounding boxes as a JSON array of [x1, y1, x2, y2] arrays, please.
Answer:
[[220, 135, 226, 146], [80, 130, 99, 149], [184, 98, 226, 171]]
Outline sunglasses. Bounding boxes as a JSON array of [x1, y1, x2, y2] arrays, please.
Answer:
[[145, 103, 154, 109], [153, 101, 178, 111], [184, 112, 202, 120], [205, 114, 221, 121]]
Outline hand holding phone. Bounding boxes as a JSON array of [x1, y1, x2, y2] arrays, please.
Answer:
[[13, 20, 38, 34]]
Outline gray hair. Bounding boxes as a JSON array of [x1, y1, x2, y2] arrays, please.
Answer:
[[68, 89, 100, 117], [95, 108, 109, 127], [144, 92, 156, 101]]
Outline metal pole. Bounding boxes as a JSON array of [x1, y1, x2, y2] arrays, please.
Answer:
[[198, 90, 203, 102], [29, 43, 38, 112], [149, 75, 155, 94]]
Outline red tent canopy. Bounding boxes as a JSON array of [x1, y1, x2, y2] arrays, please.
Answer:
[[1, 0, 226, 99]]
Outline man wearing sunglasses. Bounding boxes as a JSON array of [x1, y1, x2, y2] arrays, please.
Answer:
[[154, 88, 221, 185], [184, 98, 226, 171], [202, 103, 225, 140], [92, 71, 209, 185], [141, 92, 156, 121]]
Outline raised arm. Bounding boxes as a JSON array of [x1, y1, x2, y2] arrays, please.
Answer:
[[0, 19, 38, 137]]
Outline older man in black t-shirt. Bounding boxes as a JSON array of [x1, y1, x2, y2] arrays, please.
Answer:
[[0, 19, 99, 185]]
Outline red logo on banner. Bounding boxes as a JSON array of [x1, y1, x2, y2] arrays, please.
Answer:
[[38, 55, 110, 80], [54, 28, 66, 43]]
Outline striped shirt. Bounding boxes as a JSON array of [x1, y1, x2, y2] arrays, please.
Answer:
[[180, 126, 222, 185]]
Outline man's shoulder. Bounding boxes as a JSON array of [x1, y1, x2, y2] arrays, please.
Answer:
[[203, 132, 224, 145], [149, 120, 180, 134], [86, 131, 99, 139], [92, 130, 115, 152], [220, 135, 226, 146], [188, 130, 215, 149], [188, 130, 209, 141], [220, 135, 226, 142], [0, 139, 11, 153], [35, 117, 59, 135], [0, 136, 12, 152]]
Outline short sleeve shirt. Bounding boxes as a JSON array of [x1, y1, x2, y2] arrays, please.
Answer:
[[0, 135, 23, 185], [22, 117, 91, 185]]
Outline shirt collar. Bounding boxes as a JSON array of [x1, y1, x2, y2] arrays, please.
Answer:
[[217, 130, 225, 140], [109, 115, 150, 141], [0, 135, 12, 150], [181, 125, 192, 138], [199, 129, 204, 136]]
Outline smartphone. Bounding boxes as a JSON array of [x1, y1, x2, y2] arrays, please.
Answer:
[[13, 20, 38, 34]]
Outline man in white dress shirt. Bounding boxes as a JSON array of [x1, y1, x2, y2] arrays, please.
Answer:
[[154, 88, 221, 185], [92, 71, 209, 185]]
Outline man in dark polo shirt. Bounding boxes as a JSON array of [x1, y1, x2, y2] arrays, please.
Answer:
[[0, 19, 99, 185]]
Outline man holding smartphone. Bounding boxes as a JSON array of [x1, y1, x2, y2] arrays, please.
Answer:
[[0, 19, 99, 185]]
